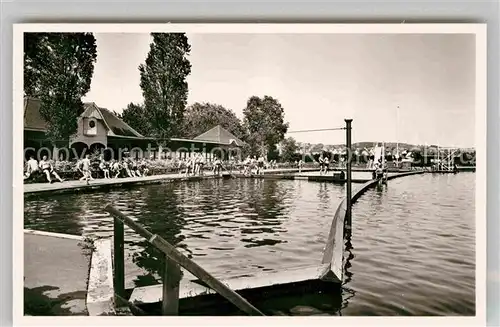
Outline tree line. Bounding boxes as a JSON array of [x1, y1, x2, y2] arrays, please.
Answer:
[[24, 32, 289, 160]]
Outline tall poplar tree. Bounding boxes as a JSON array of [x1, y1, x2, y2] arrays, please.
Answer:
[[139, 33, 191, 149]]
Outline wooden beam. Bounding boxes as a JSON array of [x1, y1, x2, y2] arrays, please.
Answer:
[[104, 205, 264, 316], [130, 263, 329, 305], [162, 255, 181, 315]]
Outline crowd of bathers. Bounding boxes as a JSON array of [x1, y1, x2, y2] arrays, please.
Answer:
[[24, 154, 152, 184], [24, 152, 311, 184], [23, 149, 358, 185]]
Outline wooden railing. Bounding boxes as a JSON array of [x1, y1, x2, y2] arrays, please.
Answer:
[[104, 204, 265, 316]]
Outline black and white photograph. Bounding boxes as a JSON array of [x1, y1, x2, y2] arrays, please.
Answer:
[[14, 24, 487, 324]]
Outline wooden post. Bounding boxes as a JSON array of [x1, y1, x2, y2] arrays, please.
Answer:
[[162, 255, 181, 315], [104, 205, 264, 316], [113, 216, 125, 305], [345, 119, 353, 232]]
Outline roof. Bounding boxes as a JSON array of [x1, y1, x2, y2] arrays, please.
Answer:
[[82, 102, 144, 138], [24, 97, 145, 138], [24, 97, 48, 131], [193, 125, 245, 146]]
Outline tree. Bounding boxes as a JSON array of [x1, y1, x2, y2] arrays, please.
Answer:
[[280, 137, 298, 162], [121, 102, 150, 136], [243, 96, 289, 157], [24, 33, 97, 154], [181, 102, 246, 140], [310, 143, 324, 154], [139, 33, 191, 145]]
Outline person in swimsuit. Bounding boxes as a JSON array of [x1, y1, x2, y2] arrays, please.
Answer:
[[140, 159, 149, 176], [122, 159, 133, 177], [131, 159, 141, 177], [298, 159, 304, 173], [198, 153, 205, 176], [375, 158, 384, 180], [111, 160, 121, 178], [39, 155, 64, 183], [184, 157, 192, 176], [24, 156, 40, 180], [241, 156, 248, 176], [256, 156, 265, 175], [230, 156, 237, 173], [190, 155, 197, 176], [324, 156, 330, 174], [78, 154, 93, 183], [213, 157, 223, 176], [99, 157, 110, 179], [318, 154, 325, 175], [177, 158, 184, 174], [250, 156, 258, 175]]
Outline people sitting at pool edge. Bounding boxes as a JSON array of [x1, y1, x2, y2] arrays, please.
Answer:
[[39, 155, 64, 184], [25, 155, 63, 183], [25, 154, 317, 183], [24, 156, 40, 181]]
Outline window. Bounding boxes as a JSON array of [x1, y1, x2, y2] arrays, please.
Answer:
[[89, 120, 96, 128]]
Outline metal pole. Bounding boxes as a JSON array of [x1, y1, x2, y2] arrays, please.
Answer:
[[345, 119, 353, 231]]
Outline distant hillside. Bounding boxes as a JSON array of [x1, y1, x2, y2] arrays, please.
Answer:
[[297, 141, 474, 152]]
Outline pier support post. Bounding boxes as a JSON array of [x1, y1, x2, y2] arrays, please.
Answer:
[[345, 119, 353, 233], [113, 217, 125, 306], [162, 255, 181, 315]]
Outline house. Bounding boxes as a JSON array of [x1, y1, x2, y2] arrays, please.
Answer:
[[24, 97, 244, 161]]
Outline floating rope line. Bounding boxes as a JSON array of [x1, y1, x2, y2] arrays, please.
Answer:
[[287, 127, 346, 134]]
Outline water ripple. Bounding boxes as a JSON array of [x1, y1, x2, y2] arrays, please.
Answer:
[[24, 173, 475, 316]]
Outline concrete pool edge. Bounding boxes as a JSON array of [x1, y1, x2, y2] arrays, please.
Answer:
[[23, 230, 92, 316], [24, 229, 84, 241], [86, 238, 115, 316]]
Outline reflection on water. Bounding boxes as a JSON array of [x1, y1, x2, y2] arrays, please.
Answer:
[[25, 178, 342, 288], [24, 173, 475, 315], [344, 173, 475, 316]]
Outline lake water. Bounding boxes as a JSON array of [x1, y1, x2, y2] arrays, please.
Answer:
[[24, 172, 475, 316]]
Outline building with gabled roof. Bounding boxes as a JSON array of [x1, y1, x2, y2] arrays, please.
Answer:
[[193, 125, 246, 147], [24, 97, 244, 161]]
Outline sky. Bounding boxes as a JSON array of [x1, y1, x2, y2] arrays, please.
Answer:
[[82, 32, 476, 148]]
